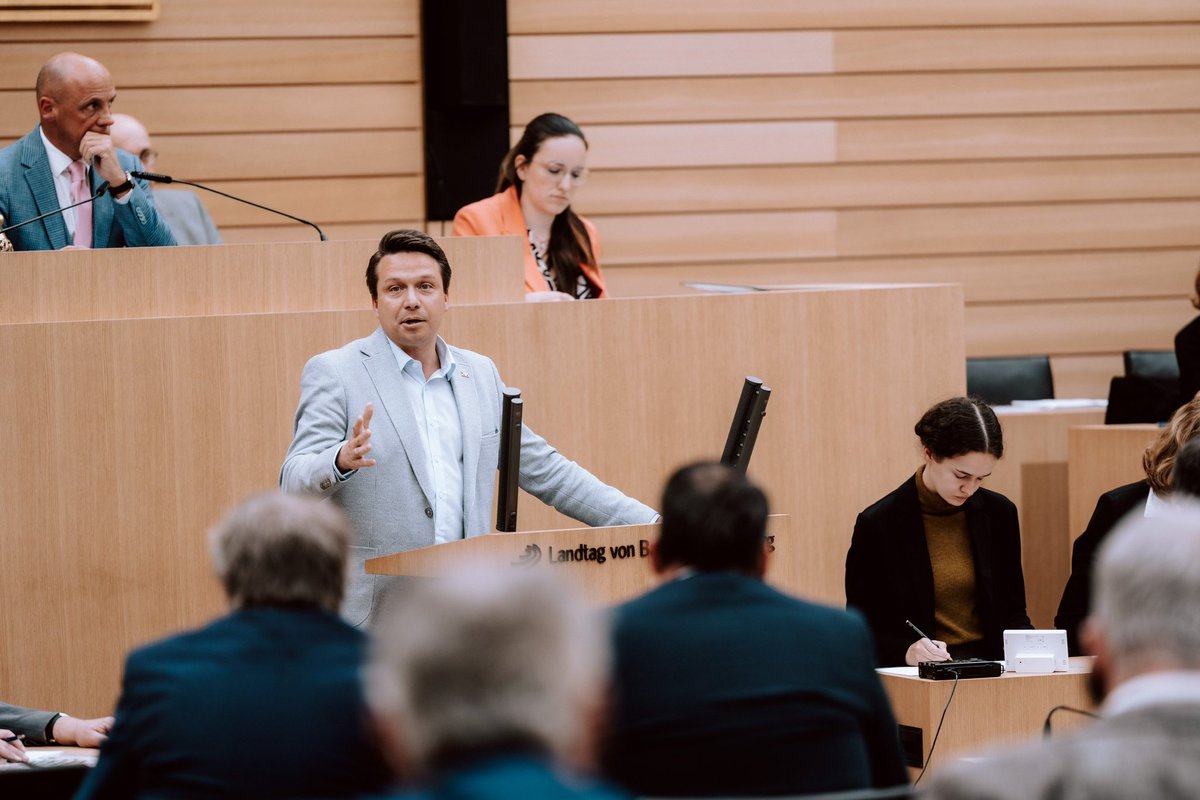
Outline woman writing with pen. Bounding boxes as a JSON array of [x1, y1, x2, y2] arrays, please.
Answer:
[[845, 397, 1032, 666]]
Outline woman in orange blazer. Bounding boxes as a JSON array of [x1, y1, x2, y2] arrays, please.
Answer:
[[452, 113, 607, 301]]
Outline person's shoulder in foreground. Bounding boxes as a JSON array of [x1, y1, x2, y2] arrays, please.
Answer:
[[925, 510, 1200, 800]]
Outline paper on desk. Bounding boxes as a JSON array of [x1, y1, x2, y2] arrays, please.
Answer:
[[26, 750, 97, 768], [1003, 399, 1107, 411], [876, 666, 920, 677]]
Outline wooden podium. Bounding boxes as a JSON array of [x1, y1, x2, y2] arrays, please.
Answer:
[[367, 516, 792, 606]]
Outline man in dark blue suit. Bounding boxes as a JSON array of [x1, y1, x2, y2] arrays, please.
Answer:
[[0, 52, 175, 251], [602, 462, 909, 797], [74, 492, 390, 799]]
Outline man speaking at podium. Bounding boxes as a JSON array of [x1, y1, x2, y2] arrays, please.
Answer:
[[281, 230, 656, 626], [0, 52, 175, 251]]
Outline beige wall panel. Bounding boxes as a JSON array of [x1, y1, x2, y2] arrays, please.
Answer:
[[199, 176, 422, 228], [509, 0, 1200, 34], [143, 131, 422, 181], [838, 113, 1200, 162], [837, 202, 1200, 257], [575, 122, 836, 170], [1051, 354, 1127, 400], [1068, 425, 1160, 543], [0, 0, 416, 40], [220, 222, 424, 245], [576, 157, 1200, 215], [601, 250, 1198, 305], [511, 70, 1200, 125], [509, 32, 833, 79], [0, 238, 525, 322], [968, 299, 1193, 358], [0, 84, 420, 138], [0, 285, 963, 714], [0, 38, 419, 90], [836, 25, 1200, 72], [595, 211, 837, 264]]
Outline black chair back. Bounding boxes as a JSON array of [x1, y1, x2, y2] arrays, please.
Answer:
[[965, 356, 1054, 406]]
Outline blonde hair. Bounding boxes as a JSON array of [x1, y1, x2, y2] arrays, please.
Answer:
[[1143, 396, 1200, 494]]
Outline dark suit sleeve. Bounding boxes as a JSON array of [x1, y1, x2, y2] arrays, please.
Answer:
[[846, 613, 909, 789], [991, 495, 1032, 632], [109, 151, 176, 248], [846, 511, 912, 667], [73, 658, 143, 800], [1055, 491, 1125, 654], [0, 702, 56, 741]]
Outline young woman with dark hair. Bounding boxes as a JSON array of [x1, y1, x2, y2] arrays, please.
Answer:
[[845, 396, 1031, 666], [452, 112, 606, 302]]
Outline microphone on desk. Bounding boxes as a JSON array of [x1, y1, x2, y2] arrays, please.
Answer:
[[0, 182, 110, 247], [130, 171, 328, 241]]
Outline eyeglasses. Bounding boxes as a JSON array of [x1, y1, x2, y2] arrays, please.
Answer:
[[531, 160, 589, 186], [136, 148, 158, 165]]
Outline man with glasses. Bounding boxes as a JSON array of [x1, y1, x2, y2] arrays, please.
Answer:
[[110, 113, 222, 246]]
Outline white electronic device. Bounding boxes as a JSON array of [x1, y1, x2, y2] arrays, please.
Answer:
[[1003, 629, 1069, 673]]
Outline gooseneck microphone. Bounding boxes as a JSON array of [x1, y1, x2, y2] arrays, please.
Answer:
[[131, 171, 328, 241], [0, 182, 110, 239]]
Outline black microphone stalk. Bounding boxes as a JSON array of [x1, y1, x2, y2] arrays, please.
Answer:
[[131, 171, 327, 241], [0, 183, 109, 237]]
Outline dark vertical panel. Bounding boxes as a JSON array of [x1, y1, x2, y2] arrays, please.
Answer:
[[422, 0, 511, 220]]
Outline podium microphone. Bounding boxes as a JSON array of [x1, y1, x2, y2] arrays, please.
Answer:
[[131, 171, 327, 241], [0, 182, 110, 245]]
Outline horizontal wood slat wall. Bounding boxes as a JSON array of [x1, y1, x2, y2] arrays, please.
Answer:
[[506, 5, 1200, 397], [0, 0, 422, 242]]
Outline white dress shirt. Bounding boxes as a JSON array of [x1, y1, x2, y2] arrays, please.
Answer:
[[1103, 670, 1200, 717]]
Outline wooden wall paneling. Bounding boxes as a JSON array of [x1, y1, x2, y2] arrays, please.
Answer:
[[835, 25, 1200, 72], [968, 298, 1194, 358], [0, 38, 420, 90], [0, 237, 526, 323], [509, 1, 1200, 33], [575, 157, 1200, 215], [837, 201, 1200, 257], [595, 211, 837, 264], [197, 176, 423, 229], [0, 284, 964, 715], [556, 121, 838, 170], [511, 70, 1200, 125], [837, 113, 1200, 162], [0, 0, 417, 40], [509, 32, 834, 79], [117, 131, 423, 182]]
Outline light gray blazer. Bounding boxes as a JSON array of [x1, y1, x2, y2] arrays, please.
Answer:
[[152, 187, 221, 246], [924, 703, 1200, 800], [281, 327, 657, 625]]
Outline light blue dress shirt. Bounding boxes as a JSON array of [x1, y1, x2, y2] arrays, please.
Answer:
[[386, 336, 465, 543]]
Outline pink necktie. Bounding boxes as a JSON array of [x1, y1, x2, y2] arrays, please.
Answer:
[[67, 160, 92, 248]]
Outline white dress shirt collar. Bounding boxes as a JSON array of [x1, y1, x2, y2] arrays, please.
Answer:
[[1103, 670, 1200, 717]]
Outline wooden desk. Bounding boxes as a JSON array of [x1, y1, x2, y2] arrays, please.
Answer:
[[879, 657, 1095, 778], [1068, 424, 1160, 540], [991, 407, 1106, 627]]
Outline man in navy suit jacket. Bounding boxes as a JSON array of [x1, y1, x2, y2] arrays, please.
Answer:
[[74, 493, 390, 799], [0, 52, 175, 251], [602, 463, 909, 797]]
